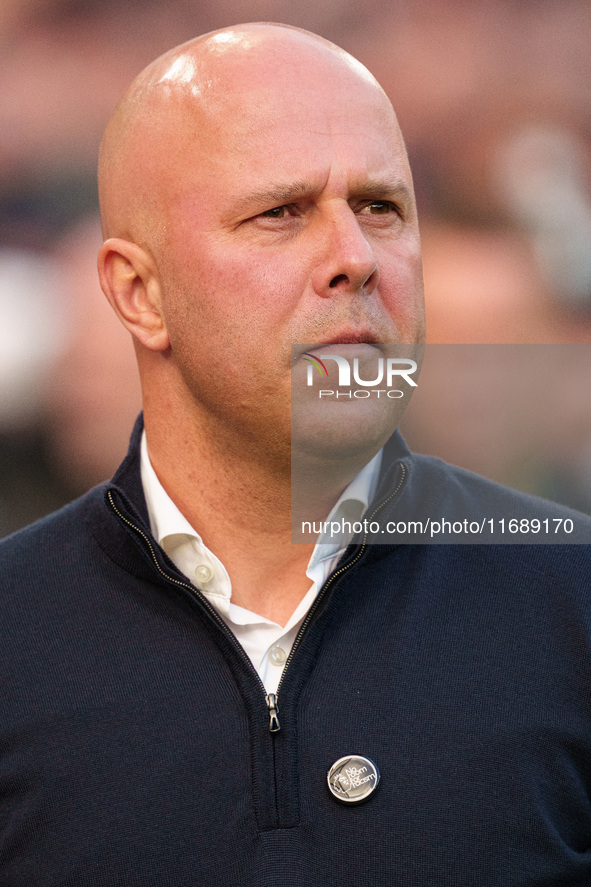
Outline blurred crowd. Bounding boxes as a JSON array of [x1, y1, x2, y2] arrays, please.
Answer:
[[1, 0, 591, 536]]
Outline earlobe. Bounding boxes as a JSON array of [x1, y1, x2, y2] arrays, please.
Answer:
[[97, 238, 170, 352]]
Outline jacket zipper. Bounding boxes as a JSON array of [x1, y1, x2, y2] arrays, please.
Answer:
[[266, 694, 280, 732], [106, 490, 271, 700], [107, 461, 406, 734]]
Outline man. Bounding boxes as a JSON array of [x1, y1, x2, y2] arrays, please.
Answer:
[[1, 23, 591, 886]]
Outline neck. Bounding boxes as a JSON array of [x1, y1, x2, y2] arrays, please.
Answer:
[[142, 376, 368, 531], [142, 409, 342, 626], [140, 375, 377, 624]]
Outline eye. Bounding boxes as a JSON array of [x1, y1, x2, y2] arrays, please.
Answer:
[[361, 201, 397, 215], [259, 205, 288, 219]]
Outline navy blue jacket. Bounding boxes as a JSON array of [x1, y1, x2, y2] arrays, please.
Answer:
[[2, 416, 591, 885]]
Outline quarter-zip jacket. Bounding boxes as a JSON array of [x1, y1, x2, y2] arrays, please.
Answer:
[[2, 415, 591, 886]]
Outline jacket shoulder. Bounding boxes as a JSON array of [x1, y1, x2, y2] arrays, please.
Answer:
[[381, 451, 591, 545], [0, 485, 106, 578], [412, 453, 591, 515]]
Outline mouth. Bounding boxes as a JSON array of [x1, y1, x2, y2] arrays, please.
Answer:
[[319, 331, 380, 346], [299, 334, 383, 361], [298, 330, 381, 349]]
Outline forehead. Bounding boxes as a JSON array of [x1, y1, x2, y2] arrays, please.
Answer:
[[166, 47, 410, 208]]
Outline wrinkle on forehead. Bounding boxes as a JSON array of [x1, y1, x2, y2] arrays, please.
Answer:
[[98, 23, 396, 245]]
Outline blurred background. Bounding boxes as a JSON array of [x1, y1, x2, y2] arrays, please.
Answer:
[[1, 0, 591, 536]]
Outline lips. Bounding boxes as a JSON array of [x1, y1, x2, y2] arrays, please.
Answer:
[[290, 332, 386, 366], [297, 331, 381, 353], [320, 329, 381, 345], [301, 334, 382, 358]]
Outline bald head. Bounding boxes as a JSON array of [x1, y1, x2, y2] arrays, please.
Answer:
[[97, 20, 424, 458], [98, 23, 397, 247]]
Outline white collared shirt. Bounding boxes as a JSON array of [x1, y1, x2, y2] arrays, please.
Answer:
[[140, 432, 382, 694]]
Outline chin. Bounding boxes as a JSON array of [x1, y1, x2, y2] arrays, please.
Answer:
[[291, 401, 398, 461]]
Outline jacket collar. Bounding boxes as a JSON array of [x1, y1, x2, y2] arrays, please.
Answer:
[[109, 412, 150, 525], [89, 412, 412, 576], [110, 412, 412, 527]]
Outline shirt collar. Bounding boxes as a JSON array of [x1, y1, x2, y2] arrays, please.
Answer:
[[140, 431, 202, 547], [308, 449, 383, 566]]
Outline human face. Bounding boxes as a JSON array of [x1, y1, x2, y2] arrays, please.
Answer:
[[155, 43, 425, 460]]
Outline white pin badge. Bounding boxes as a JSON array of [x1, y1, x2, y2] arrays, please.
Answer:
[[327, 755, 380, 804]]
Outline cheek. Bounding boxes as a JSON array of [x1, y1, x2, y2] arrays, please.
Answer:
[[161, 241, 308, 376], [380, 240, 426, 341], [193, 242, 307, 327]]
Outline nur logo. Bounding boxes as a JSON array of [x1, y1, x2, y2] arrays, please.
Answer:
[[302, 351, 418, 399], [302, 352, 329, 379]]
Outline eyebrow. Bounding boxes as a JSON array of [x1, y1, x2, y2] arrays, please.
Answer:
[[232, 180, 320, 214], [232, 177, 413, 215], [351, 178, 413, 204]]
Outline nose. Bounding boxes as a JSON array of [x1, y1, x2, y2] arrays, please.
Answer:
[[311, 204, 379, 298]]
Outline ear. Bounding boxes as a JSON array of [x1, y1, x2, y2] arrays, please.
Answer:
[[97, 238, 170, 351]]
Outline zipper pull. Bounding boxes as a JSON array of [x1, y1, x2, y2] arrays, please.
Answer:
[[266, 693, 280, 733]]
